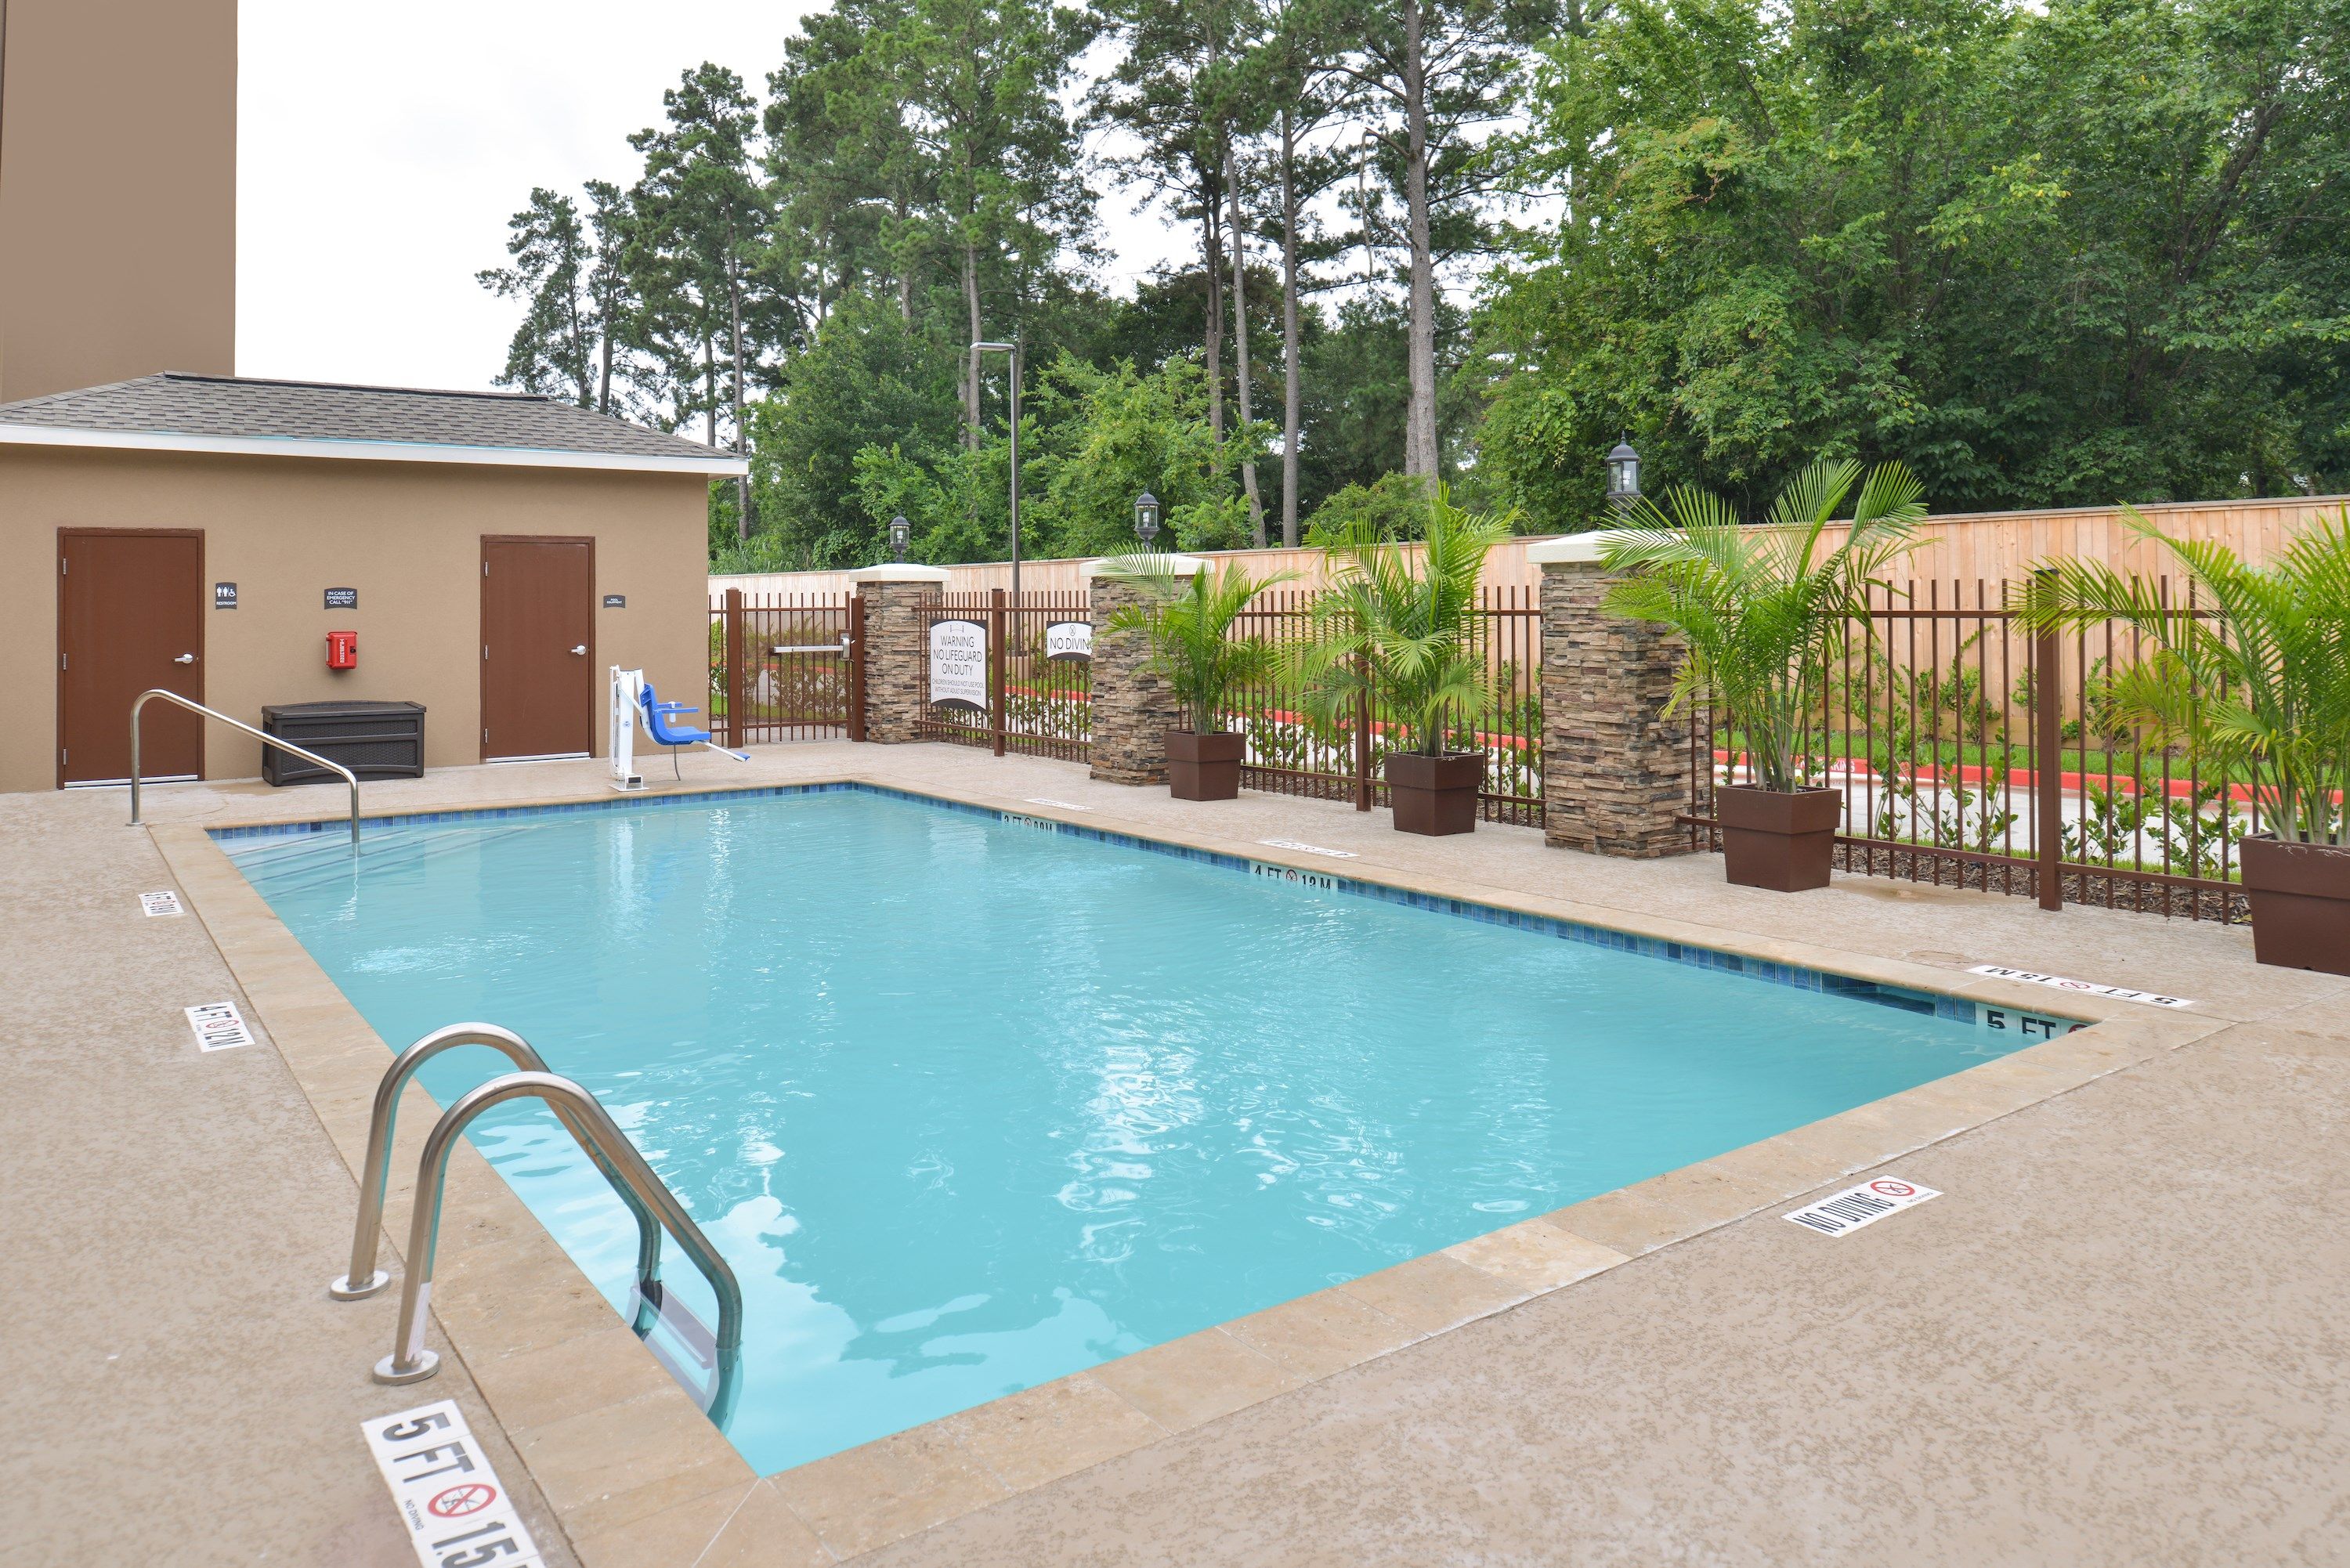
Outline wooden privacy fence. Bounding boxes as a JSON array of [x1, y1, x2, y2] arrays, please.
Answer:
[[1222, 587, 1543, 828], [1682, 576, 2251, 921], [712, 494, 2349, 605], [913, 591, 1094, 762]]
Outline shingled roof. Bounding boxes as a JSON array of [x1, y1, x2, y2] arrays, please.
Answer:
[[0, 373, 745, 474]]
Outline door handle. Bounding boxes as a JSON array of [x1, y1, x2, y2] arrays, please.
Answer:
[[173, 653, 196, 664], [570, 645, 588, 655]]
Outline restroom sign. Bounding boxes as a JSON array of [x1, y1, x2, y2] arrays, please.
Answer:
[[928, 619, 987, 711]]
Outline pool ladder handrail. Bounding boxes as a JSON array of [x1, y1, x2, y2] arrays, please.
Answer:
[[130, 688, 361, 851], [331, 1024, 659, 1302], [335, 1027, 743, 1424]]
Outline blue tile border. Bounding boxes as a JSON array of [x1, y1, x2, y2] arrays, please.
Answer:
[[211, 782, 2077, 1031]]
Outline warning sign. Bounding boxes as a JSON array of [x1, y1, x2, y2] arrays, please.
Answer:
[[1969, 964, 2193, 1009], [185, 1001, 255, 1052], [361, 1400, 542, 1568], [427, 1482, 497, 1518], [140, 891, 184, 917], [1784, 1176, 1942, 1237]]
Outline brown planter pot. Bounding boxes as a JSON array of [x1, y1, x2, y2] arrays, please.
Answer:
[[1385, 751, 1484, 836], [1166, 728, 1246, 801], [1716, 785, 1842, 891], [2240, 835, 2350, 974]]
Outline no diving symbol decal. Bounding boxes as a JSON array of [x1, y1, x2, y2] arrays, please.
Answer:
[[428, 1482, 497, 1519]]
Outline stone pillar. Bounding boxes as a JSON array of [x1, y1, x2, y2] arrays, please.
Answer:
[[1085, 554, 1202, 786], [1532, 534, 1695, 857], [845, 564, 951, 744]]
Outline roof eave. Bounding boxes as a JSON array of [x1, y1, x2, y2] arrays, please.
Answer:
[[0, 421, 749, 477]]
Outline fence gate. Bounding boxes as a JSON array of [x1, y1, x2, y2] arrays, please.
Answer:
[[915, 590, 1093, 761], [709, 589, 858, 745]]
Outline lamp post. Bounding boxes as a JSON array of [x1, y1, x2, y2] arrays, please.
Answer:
[[1604, 440, 1642, 512], [974, 340, 1021, 596], [1133, 491, 1161, 548], [888, 515, 909, 563]]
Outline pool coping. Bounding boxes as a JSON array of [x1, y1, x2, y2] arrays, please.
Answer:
[[150, 771, 2236, 1566]]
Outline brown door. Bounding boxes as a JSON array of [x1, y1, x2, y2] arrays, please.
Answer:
[[58, 529, 205, 786], [481, 536, 595, 761]]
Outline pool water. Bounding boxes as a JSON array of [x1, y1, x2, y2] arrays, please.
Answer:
[[228, 786, 2022, 1474]]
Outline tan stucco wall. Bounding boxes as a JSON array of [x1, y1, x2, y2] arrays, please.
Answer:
[[0, 0, 237, 402], [0, 446, 710, 792]]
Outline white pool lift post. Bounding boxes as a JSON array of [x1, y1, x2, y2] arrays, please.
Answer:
[[612, 666, 747, 790]]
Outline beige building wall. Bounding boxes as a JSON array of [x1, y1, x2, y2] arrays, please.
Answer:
[[0, 0, 237, 403], [0, 446, 709, 793]]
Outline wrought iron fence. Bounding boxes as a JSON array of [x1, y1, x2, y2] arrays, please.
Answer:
[[914, 591, 1094, 761], [1682, 577, 2251, 920], [1222, 586, 1544, 828], [708, 589, 857, 744]]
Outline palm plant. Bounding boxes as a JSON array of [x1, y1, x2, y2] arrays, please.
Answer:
[[2018, 507, 2350, 847], [1600, 459, 1928, 793], [1296, 488, 1515, 757], [1101, 556, 1295, 732]]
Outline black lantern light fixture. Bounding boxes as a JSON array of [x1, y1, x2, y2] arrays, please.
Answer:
[[1604, 439, 1642, 508], [888, 515, 910, 562], [1133, 490, 1162, 546]]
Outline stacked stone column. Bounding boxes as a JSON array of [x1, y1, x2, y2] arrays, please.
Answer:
[[845, 563, 950, 744], [1085, 555, 1200, 786], [1533, 535, 1694, 857]]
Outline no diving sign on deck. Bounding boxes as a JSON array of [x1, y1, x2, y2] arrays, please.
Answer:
[[1785, 1177, 1941, 1237], [362, 1400, 544, 1568]]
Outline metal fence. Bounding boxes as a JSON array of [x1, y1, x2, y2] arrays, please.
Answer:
[[709, 588, 860, 745], [914, 591, 1094, 762], [1683, 577, 2250, 920], [1222, 586, 1544, 828]]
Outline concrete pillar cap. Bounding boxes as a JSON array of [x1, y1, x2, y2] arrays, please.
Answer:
[[1083, 553, 1210, 580], [844, 562, 954, 583], [1526, 531, 1635, 566]]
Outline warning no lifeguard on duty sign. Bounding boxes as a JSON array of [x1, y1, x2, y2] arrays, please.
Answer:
[[1785, 1177, 1941, 1237]]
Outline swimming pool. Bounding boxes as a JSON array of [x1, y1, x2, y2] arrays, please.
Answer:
[[226, 785, 2035, 1475]]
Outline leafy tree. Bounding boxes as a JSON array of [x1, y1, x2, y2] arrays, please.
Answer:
[[1478, 0, 2350, 529], [478, 189, 595, 403], [627, 63, 777, 537]]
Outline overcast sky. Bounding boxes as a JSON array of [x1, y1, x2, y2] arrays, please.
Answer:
[[236, 1, 1190, 392]]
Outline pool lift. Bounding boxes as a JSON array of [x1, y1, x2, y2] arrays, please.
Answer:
[[332, 1024, 743, 1425], [610, 666, 748, 789]]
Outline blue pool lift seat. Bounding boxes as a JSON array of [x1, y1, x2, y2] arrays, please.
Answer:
[[638, 682, 712, 776]]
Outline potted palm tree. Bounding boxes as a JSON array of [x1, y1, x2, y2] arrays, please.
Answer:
[[1101, 556, 1295, 800], [2020, 508, 2350, 973], [1299, 490, 1514, 835], [1600, 458, 1927, 890]]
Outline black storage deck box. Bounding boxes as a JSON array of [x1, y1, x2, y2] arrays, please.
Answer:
[[260, 700, 426, 785]]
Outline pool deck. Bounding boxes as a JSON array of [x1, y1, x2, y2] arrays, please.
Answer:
[[7, 739, 2345, 1566]]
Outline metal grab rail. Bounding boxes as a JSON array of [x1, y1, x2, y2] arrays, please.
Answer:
[[372, 1070, 744, 1428], [130, 688, 361, 851], [329, 1025, 661, 1318]]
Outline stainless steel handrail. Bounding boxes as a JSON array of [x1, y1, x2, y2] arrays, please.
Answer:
[[373, 1070, 744, 1428], [130, 688, 361, 851], [329, 1024, 661, 1321]]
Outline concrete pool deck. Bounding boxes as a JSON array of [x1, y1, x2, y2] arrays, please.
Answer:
[[7, 740, 2345, 1565]]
